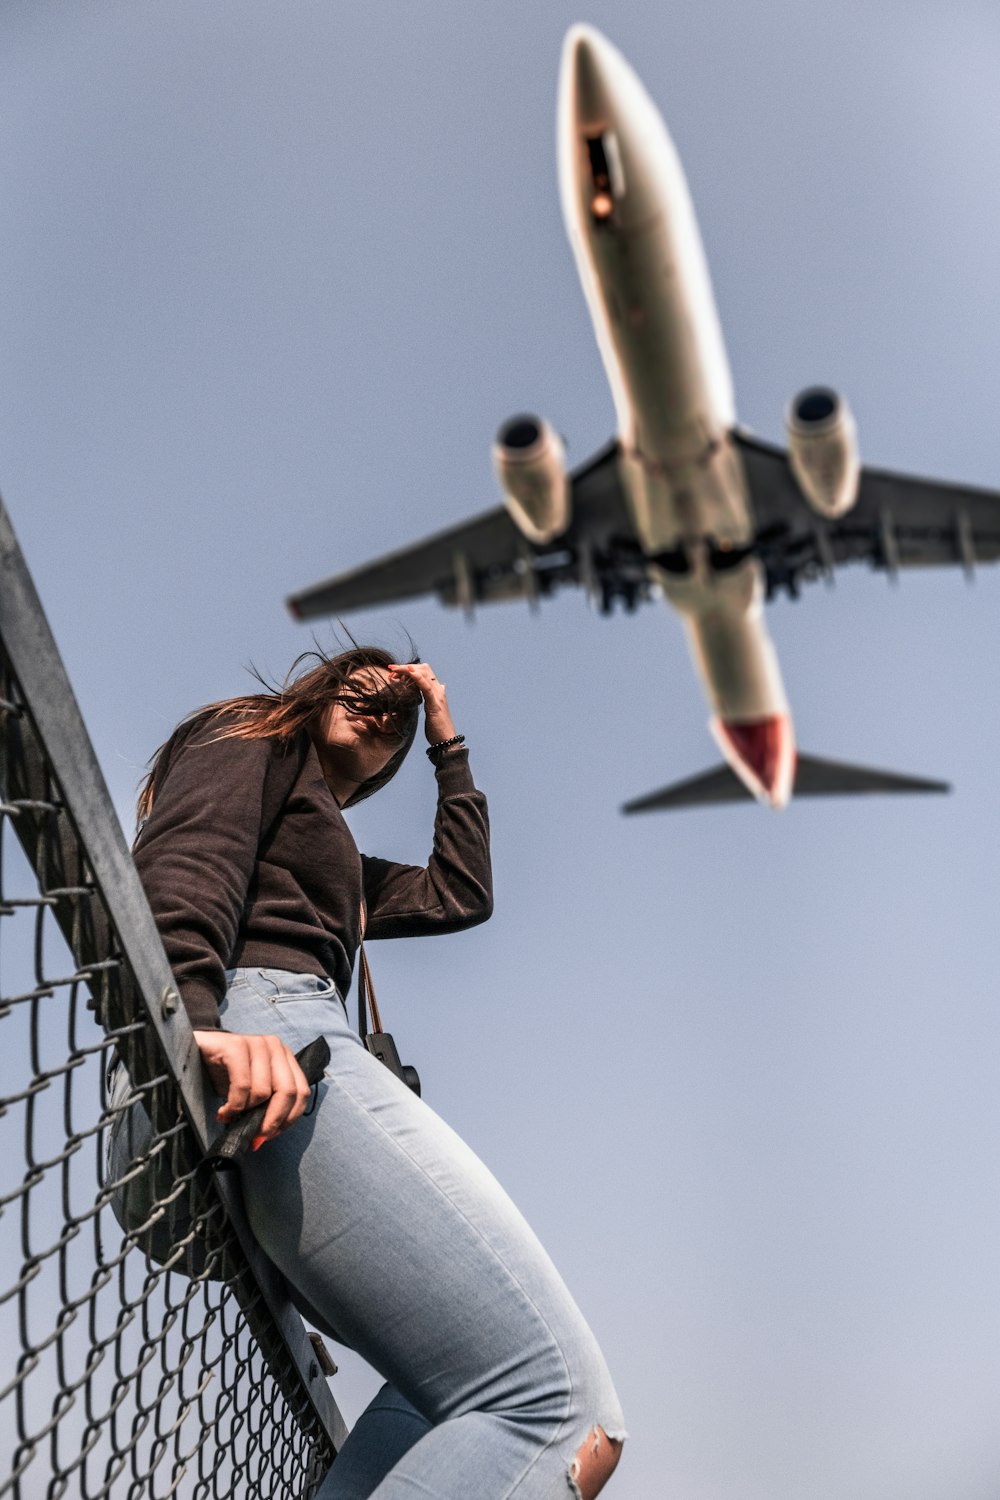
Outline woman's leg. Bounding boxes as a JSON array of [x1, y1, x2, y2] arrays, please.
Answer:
[[317, 1384, 430, 1500], [221, 970, 626, 1499]]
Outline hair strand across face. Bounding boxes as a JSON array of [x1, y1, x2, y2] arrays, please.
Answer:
[[136, 643, 421, 826]]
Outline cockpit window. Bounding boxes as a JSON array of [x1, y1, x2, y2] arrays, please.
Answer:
[[584, 131, 625, 222]]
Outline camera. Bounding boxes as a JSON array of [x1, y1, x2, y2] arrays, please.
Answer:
[[364, 1032, 421, 1097]]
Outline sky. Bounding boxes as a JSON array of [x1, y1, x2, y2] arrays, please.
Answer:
[[1, 2, 999, 1497]]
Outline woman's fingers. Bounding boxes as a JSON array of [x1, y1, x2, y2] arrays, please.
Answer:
[[258, 1035, 312, 1140], [191, 1029, 236, 1104], [193, 1030, 313, 1135], [388, 662, 445, 697], [389, 663, 457, 744], [247, 1033, 276, 1111], [192, 1031, 254, 1122]]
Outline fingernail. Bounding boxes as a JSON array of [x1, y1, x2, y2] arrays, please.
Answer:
[[251, 1134, 268, 1152]]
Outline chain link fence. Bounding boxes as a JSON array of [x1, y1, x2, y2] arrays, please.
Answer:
[[0, 499, 347, 1498]]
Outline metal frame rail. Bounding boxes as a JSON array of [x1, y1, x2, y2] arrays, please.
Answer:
[[0, 497, 347, 1498]]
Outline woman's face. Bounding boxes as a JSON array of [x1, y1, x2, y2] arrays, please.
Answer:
[[311, 668, 411, 785]]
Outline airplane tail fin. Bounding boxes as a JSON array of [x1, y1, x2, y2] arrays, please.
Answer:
[[621, 752, 950, 814]]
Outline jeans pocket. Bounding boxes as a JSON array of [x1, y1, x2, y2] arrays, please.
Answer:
[[250, 969, 340, 1004]]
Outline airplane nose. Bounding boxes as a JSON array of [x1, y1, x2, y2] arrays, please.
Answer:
[[561, 24, 615, 130], [716, 714, 797, 809]]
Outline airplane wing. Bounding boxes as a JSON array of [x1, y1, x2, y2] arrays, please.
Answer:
[[735, 430, 1000, 597], [288, 440, 645, 620], [289, 426, 1000, 620]]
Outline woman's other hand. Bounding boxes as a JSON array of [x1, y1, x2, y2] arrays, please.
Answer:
[[192, 1029, 313, 1142], [388, 662, 456, 746]]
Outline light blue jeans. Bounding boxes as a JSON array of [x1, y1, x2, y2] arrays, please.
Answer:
[[112, 968, 625, 1497]]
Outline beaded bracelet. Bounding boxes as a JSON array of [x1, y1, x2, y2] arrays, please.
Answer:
[[426, 733, 466, 762]]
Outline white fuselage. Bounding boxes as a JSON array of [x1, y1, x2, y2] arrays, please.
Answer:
[[557, 26, 794, 805]]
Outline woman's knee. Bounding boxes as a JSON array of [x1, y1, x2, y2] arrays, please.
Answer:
[[569, 1424, 623, 1500]]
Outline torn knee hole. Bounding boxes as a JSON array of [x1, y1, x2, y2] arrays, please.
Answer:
[[568, 1424, 622, 1499]]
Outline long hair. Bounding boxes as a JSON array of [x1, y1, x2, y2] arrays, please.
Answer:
[[137, 645, 421, 826]]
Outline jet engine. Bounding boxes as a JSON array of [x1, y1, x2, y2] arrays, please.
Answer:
[[492, 414, 571, 545], [785, 386, 860, 519]]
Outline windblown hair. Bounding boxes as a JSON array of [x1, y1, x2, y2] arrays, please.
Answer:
[[137, 645, 421, 826]]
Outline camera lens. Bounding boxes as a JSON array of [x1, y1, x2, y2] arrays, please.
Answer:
[[401, 1065, 421, 1098]]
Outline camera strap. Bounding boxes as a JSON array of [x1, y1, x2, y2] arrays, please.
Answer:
[[357, 898, 384, 1041], [356, 942, 384, 1042], [356, 899, 421, 1096]]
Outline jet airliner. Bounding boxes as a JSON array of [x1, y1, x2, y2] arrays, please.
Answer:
[[289, 25, 999, 811]]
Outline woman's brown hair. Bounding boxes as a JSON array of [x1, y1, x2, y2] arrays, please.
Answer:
[[136, 645, 421, 826]]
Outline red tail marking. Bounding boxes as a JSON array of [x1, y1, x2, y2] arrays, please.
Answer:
[[716, 714, 797, 808]]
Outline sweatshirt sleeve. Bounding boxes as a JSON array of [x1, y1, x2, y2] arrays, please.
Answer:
[[133, 722, 274, 1028], [361, 747, 493, 938]]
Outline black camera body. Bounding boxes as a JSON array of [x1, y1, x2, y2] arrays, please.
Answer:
[[364, 1031, 421, 1097]]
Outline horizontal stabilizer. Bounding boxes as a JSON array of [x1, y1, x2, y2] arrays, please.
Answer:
[[621, 752, 950, 814]]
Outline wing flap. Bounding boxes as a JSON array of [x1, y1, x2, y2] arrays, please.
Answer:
[[287, 440, 642, 621], [287, 507, 518, 619], [735, 430, 1000, 594]]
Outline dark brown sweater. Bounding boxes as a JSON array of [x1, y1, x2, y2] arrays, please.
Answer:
[[133, 716, 493, 1028]]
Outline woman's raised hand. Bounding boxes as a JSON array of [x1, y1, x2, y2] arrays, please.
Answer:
[[192, 1029, 313, 1144], [389, 662, 457, 746]]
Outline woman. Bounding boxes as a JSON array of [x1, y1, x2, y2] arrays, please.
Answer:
[[125, 646, 625, 1499]]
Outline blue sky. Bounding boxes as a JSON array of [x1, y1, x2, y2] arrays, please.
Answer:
[[2, 3, 998, 1496]]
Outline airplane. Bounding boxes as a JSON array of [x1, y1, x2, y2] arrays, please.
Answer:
[[287, 23, 999, 812]]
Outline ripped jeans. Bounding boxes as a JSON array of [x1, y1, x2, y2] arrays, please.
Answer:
[[215, 968, 623, 1497]]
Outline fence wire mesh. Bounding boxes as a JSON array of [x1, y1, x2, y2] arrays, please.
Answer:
[[0, 502, 344, 1498]]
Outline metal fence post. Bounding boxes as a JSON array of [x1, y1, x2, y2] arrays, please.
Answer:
[[0, 496, 347, 1498]]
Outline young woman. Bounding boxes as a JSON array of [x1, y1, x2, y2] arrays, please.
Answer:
[[125, 646, 625, 1499]]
